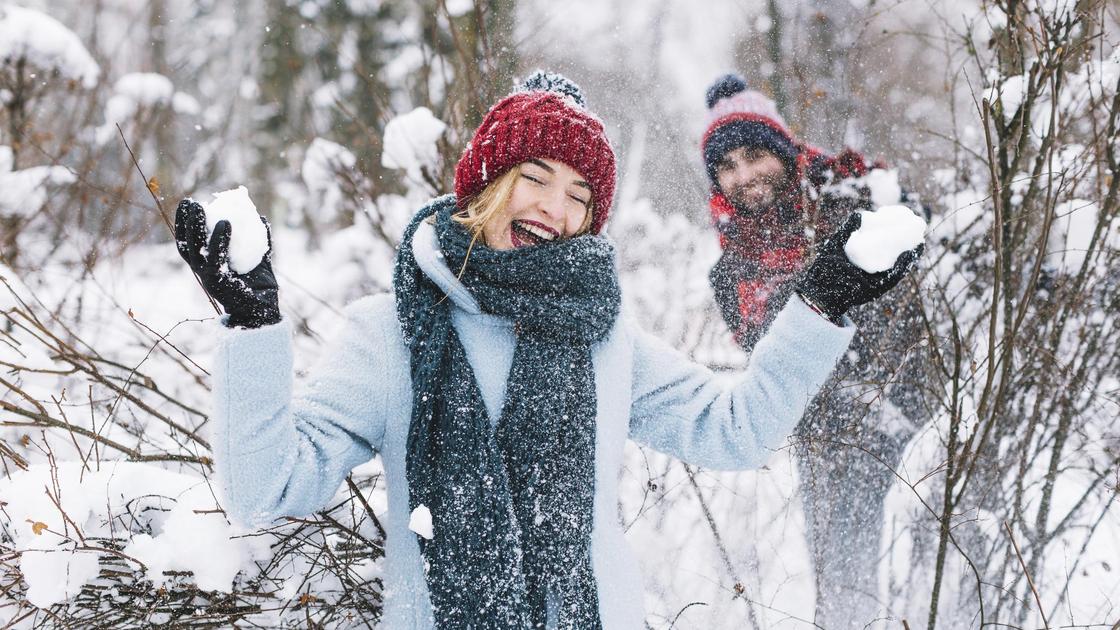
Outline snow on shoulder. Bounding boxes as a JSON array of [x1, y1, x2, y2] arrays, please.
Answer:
[[0, 5, 100, 88], [201, 186, 269, 274], [844, 205, 927, 274], [382, 107, 447, 183], [409, 504, 434, 540]]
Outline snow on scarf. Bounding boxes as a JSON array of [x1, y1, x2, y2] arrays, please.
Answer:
[[393, 195, 620, 629]]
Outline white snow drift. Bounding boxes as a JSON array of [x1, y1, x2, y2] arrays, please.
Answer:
[[1, 462, 267, 607], [0, 4, 100, 88], [382, 107, 447, 184]]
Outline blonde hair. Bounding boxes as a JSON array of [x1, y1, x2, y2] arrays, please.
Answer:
[[455, 167, 522, 240], [455, 165, 596, 246]]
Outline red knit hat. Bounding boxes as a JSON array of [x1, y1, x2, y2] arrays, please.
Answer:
[[454, 72, 617, 235]]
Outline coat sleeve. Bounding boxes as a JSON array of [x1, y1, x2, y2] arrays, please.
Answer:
[[211, 296, 400, 526], [628, 296, 856, 470]]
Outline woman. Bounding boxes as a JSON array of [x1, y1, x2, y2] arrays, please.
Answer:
[[175, 72, 919, 629]]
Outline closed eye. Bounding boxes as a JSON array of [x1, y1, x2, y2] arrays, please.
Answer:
[[569, 194, 590, 206], [521, 174, 545, 185]]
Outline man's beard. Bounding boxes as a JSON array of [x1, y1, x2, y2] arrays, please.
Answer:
[[725, 179, 786, 216]]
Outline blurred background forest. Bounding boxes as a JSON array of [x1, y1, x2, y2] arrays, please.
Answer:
[[1, 0, 1119, 628]]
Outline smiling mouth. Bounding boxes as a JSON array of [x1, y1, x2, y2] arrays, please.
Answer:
[[510, 220, 560, 248]]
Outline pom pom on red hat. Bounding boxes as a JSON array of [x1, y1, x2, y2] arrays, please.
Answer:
[[454, 71, 617, 234]]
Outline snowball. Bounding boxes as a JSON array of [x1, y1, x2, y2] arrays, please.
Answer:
[[0, 5, 100, 89], [844, 205, 927, 273], [382, 107, 447, 182], [202, 186, 269, 274], [865, 168, 903, 208], [409, 504, 434, 540]]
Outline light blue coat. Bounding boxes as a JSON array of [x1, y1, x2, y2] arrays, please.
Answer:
[[211, 220, 856, 628]]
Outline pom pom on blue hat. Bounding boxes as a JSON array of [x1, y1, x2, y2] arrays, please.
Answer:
[[517, 70, 587, 109], [705, 73, 749, 110]]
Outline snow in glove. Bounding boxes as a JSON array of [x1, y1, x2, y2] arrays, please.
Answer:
[[796, 212, 922, 321], [174, 199, 281, 329]]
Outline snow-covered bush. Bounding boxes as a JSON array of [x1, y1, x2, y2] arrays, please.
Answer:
[[0, 4, 97, 268], [0, 1, 508, 627], [878, 3, 1120, 628]]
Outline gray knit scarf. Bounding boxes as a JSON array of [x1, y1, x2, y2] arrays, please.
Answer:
[[393, 195, 620, 629]]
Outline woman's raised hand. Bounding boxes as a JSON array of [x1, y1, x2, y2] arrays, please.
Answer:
[[174, 199, 281, 329]]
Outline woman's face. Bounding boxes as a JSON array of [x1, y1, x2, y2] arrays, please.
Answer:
[[481, 158, 592, 250]]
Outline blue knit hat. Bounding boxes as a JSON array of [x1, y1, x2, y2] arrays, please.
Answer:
[[701, 74, 798, 187]]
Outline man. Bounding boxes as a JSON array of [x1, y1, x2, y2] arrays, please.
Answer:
[[700, 73, 929, 629], [702, 73, 875, 350]]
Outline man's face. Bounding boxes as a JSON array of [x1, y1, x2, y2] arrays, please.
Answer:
[[715, 146, 788, 214]]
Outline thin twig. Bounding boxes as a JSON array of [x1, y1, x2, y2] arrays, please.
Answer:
[[1004, 521, 1050, 630]]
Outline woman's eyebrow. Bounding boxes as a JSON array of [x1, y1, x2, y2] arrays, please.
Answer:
[[527, 159, 554, 173], [527, 159, 589, 190]]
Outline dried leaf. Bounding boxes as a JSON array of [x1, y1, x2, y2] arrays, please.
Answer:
[[299, 592, 319, 605], [31, 521, 48, 535], [147, 177, 160, 196]]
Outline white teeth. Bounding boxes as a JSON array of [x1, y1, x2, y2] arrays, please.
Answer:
[[516, 221, 556, 242]]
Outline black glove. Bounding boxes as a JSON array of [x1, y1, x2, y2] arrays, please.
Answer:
[[175, 199, 281, 329], [796, 212, 922, 321]]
